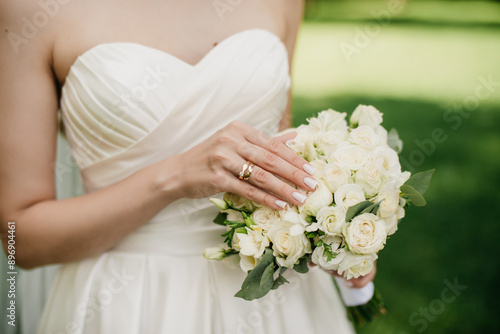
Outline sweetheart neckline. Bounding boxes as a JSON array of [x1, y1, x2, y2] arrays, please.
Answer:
[[60, 28, 287, 90]]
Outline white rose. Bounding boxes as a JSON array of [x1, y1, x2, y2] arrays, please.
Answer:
[[348, 126, 380, 150], [309, 109, 348, 132], [332, 144, 369, 171], [315, 130, 348, 157], [287, 126, 319, 159], [395, 171, 411, 188], [334, 184, 366, 211], [316, 205, 346, 236], [279, 206, 306, 225], [376, 126, 389, 146], [240, 254, 261, 272], [203, 247, 226, 261], [251, 207, 280, 231], [350, 105, 383, 129], [371, 146, 401, 176], [321, 163, 350, 193], [384, 200, 405, 236], [337, 251, 378, 279], [267, 220, 311, 268], [397, 198, 406, 218], [311, 236, 344, 270], [279, 207, 308, 236], [383, 214, 398, 236], [354, 165, 384, 198], [309, 159, 326, 179], [237, 226, 270, 258], [375, 182, 401, 217], [344, 213, 387, 254], [223, 192, 257, 212], [298, 181, 333, 217]]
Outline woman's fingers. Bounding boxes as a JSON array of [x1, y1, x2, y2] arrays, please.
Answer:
[[237, 143, 318, 192], [241, 124, 315, 177], [210, 121, 319, 208], [273, 131, 297, 144], [226, 155, 308, 207], [223, 173, 288, 210]]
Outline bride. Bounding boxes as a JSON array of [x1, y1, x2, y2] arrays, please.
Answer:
[[0, 0, 376, 333]]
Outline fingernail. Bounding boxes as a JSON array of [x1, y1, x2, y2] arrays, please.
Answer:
[[275, 200, 287, 209], [292, 192, 307, 204], [345, 281, 354, 288], [303, 164, 316, 175], [304, 177, 318, 190]]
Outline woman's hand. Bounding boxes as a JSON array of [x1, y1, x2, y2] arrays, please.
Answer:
[[172, 121, 318, 210], [311, 262, 377, 289]]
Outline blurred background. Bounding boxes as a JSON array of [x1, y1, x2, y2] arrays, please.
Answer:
[[293, 0, 500, 333]]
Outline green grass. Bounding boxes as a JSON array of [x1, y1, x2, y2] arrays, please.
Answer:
[[292, 2, 500, 333]]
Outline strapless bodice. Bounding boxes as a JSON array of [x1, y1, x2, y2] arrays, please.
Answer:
[[61, 29, 290, 190], [60, 29, 290, 246]]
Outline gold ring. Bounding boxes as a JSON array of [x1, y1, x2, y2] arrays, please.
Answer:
[[239, 161, 254, 181]]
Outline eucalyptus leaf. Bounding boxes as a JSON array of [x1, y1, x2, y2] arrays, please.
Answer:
[[235, 249, 275, 300], [293, 256, 310, 274], [360, 202, 381, 216], [346, 201, 373, 222], [272, 267, 289, 290], [403, 169, 435, 194], [260, 263, 275, 289], [401, 185, 427, 207]]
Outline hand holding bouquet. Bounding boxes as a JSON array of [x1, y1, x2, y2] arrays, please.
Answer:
[[204, 105, 433, 320]]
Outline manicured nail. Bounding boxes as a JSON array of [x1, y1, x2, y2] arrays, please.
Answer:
[[275, 200, 287, 209], [345, 281, 354, 288], [292, 192, 307, 204], [304, 177, 318, 190], [303, 164, 316, 175]]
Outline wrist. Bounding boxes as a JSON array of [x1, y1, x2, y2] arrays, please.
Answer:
[[148, 154, 186, 205]]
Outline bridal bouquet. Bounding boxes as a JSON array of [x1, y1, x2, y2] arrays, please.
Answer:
[[204, 105, 433, 323]]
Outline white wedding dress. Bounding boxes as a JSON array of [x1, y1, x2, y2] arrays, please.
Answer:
[[38, 29, 354, 334]]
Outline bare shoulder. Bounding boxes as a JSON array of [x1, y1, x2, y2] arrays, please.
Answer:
[[0, 0, 61, 61]]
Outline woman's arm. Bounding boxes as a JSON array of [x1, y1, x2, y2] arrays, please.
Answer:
[[0, 3, 186, 269], [0, 2, 316, 270]]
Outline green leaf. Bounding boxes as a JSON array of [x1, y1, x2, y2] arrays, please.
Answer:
[[346, 201, 372, 222], [401, 185, 427, 207], [304, 231, 318, 239], [244, 215, 256, 228], [360, 202, 381, 216], [293, 255, 310, 274], [322, 243, 338, 262], [260, 262, 275, 289], [272, 267, 289, 290], [403, 169, 435, 194], [213, 212, 228, 226], [235, 227, 247, 234], [234, 249, 275, 301]]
